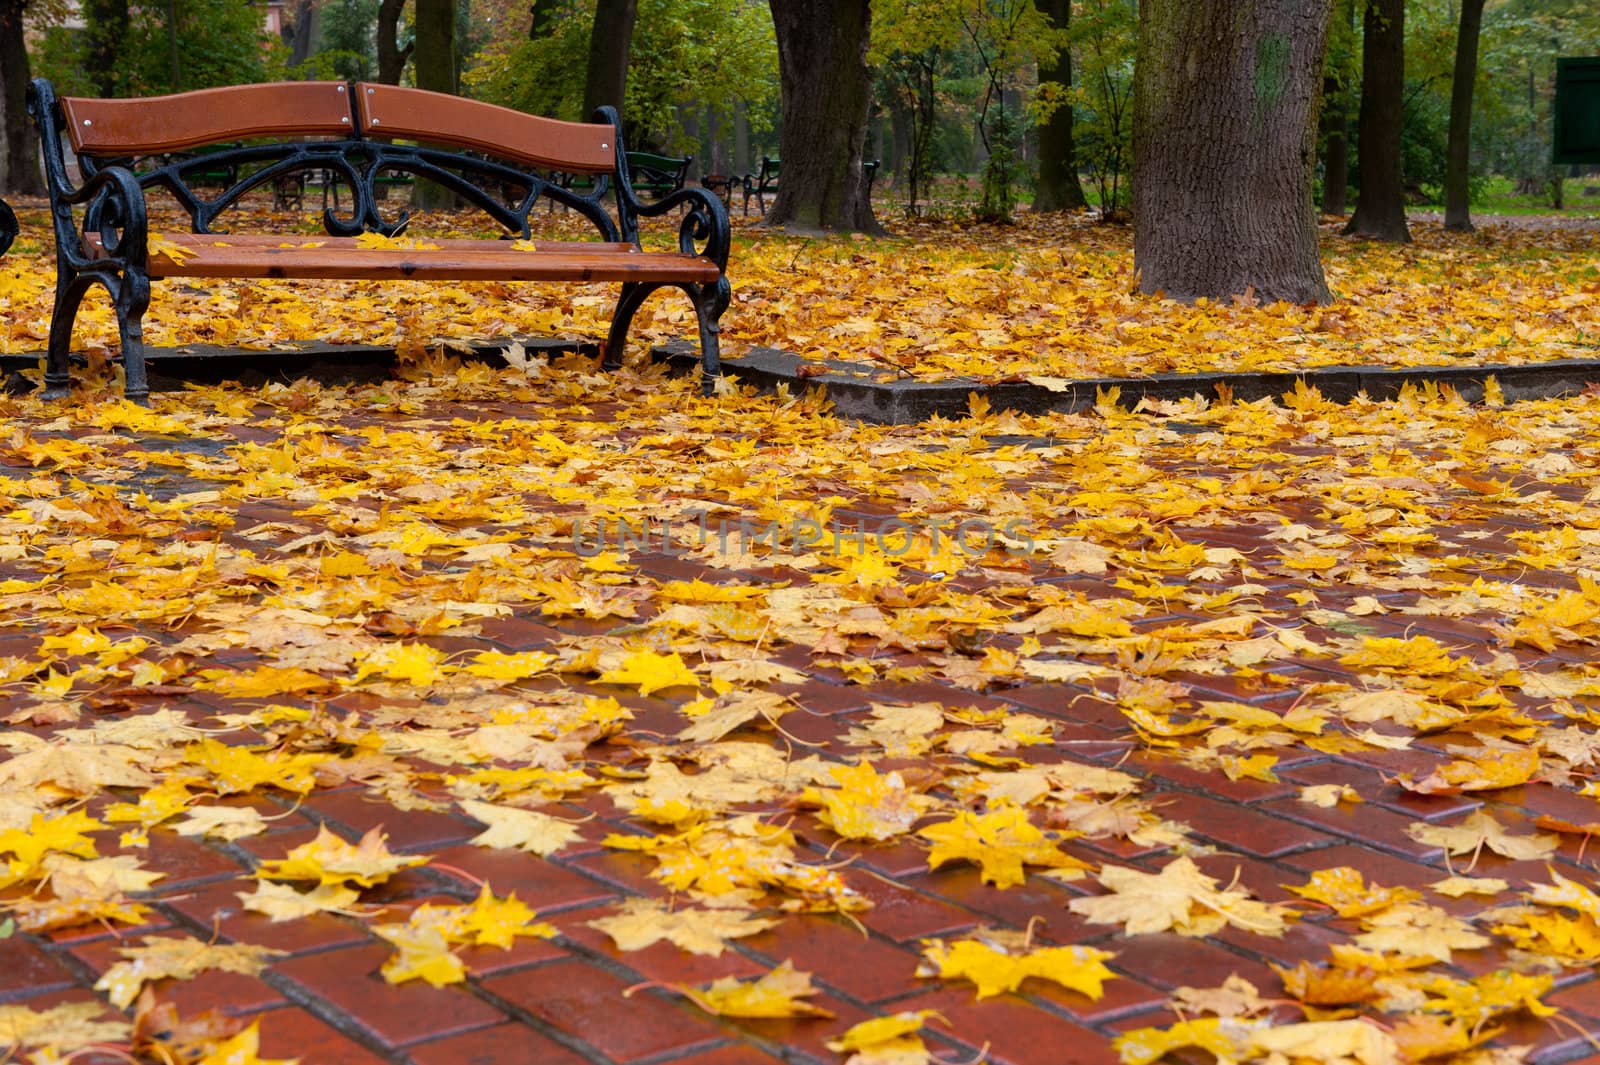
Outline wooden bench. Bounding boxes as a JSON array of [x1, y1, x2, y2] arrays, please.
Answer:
[[625, 151, 691, 201], [26, 78, 731, 403], [741, 156, 879, 216]]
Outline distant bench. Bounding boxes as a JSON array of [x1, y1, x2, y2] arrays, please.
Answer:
[[741, 156, 880, 216], [27, 78, 731, 403]]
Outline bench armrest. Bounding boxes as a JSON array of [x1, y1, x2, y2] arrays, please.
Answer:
[[627, 185, 730, 272], [0, 200, 15, 258]]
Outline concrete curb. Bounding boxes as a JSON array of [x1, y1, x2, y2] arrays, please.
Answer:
[[7, 337, 1596, 423], [652, 342, 1600, 424]]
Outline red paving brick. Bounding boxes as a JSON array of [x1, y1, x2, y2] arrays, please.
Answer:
[[907, 988, 1124, 1065], [159, 877, 374, 955], [0, 936, 77, 1001], [252, 1005, 395, 1065], [740, 915, 923, 1003], [407, 1022, 592, 1065], [272, 944, 506, 1047], [481, 959, 725, 1062]]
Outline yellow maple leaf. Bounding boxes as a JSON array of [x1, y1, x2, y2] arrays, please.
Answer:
[[1352, 901, 1490, 963], [460, 799, 581, 856], [1070, 857, 1293, 937], [95, 936, 285, 1008], [1248, 1019, 1399, 1065], [103, 778, 198, 828], [1407, 810, 1557, 864], [813, 761, 939, 842], [675, 960, 834, 1018], [237, 881, 363, 922], [352, 641, 451, 686], [148, 233, 196, 264], [825, 1011, 945, 1065], [463, 649, 557, 682], [597, 649, 700, 695], [376, 924, 467, 987], [0, 810, 103, 880], [194, 664, 337, 698], [1114, 1018, 1243, 1065], [255, 825, 426, 888], [194, 1020, 299, 1065], [0, 1001, 131, 1058], [919, 936, 1117, 1001], [185, 738, 323, 795], [918, 804, 1089, 888], [587, 898, 777, 957], [1402, 745, 1540, 794], [1286, 867, 1420, 919]]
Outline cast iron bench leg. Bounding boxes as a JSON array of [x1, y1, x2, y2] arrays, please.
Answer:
[[603, 278, 728, 397]]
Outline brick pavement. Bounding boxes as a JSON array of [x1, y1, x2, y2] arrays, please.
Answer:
[[0, 365, 1598, 1064]]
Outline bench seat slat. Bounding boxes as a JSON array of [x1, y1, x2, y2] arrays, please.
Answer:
[[84, 233, 720, 284]]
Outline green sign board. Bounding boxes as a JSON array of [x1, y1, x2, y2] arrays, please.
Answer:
[[1555, 57, 1600, 164]]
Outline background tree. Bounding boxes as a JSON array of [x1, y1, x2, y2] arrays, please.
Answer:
[[1067, 0, 1136, 220], [767, 0, 880, 233], [1032, 0, 1086, 212], [83, 0, 129, 96], [582, 0, 636, 117], [317, 0, 382, 81], [1442, 0, 1486, 230], [1320, 0, 1356, 215], [1344, 0, 1411, 241], [1132, 0, 1334, 304], [0, 0, 45, 196], [377, 0, 412, 84]]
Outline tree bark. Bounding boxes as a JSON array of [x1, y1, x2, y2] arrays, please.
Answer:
[[1442, 0, 1485, 231], [0, 0, 44, 196], [766, 0, 881, 234], [413, 0, 455, 209], [414, 0, 455, 95], [287, 0, 316, 68], [377, 0, 413, 86], [1132, 0, 1333, 304], [84, 0, 130, 97], [1034, 0, 1088, 212], [1343, 0, 1410, 242], [582, 0, 637, 118]]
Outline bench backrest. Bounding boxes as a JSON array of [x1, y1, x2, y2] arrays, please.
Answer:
[[61, 82, 354, 156], [32, 76, 646, 243], [352, 83, 616, 174]]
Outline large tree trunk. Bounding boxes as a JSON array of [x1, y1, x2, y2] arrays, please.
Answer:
[[1343, 0, 1410, 242], [84, 0, 130, 97], [766, 0, 881, 234], [582, 0, 637, 118], [377, 0, 412, 86], [1034, 0, 1087, 212], [0, 0, 44, 197], [1132, 0, 1333, 304], [1442, 0, 1485, 232]]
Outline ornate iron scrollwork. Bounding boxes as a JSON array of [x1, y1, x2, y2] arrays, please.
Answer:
[[0, 198, 16, 257]]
